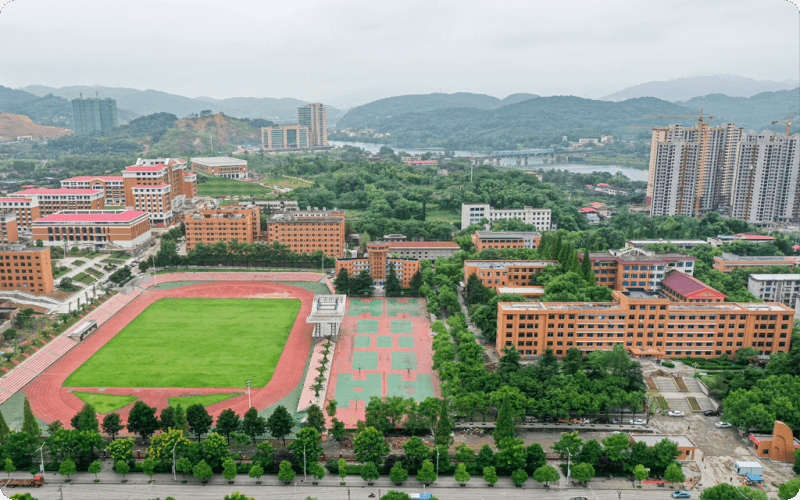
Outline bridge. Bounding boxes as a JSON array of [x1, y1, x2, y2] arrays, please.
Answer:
[[489, 149, 554, 166]]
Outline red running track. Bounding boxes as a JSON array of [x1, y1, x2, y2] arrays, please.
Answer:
[[25, 282, 314, 430]]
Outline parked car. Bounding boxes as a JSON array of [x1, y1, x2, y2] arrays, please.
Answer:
[[715, 422, 732, 428], [630, 418, 646, 425], [667, 411, 685, 417], [672, 491, 691, 498], [703, 410, 719, 416], [612, 418, 622, 424]]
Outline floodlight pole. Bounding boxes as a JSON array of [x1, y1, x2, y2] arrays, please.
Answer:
[[246, 379, 252, 408], [172, 441, 178, 481]]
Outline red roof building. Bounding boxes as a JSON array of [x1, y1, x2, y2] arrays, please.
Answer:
[[734, 233, 775, 241], [31, 210, 151, 249], [660, 270, 726, 303]]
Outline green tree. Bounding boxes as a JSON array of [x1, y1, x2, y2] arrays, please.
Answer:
[[173, 403, 189, 434], [142, 457, 156, 480], [664, 463, 685, 484], [353, 426, 390, 465], [482, 466, 498, 486], [552, 430, 584, 460], [454, 463, 470, 484], [511, 468, 528, 486], [88, 460, 102, 480], [326, 400, 338, 417], [735, 347, 760, 364], [223, 457, 238, 482], [305, 404, 326, 436], [476, 444, 495, 471], [186, 404, 214, 441], [602, 433, 631, 463], [102, 413, 123, 440], [495, 437, 527, 472], [525, 443, 547, 474], [58, 458, 76, 479], [651, 437, 681, 470], [201, 432, 229, 469], [380, 492, 411, 500], [493, 398, 516, 446], [533, 464, 560, 486], [778, 478, 800, 500], [4, 457, 16, 477], [177, 457, 192, 478], [434, 398, 453, 447], [127, 400, 159, 443], [73, 403, 99, 432], [338, 458, 347, 481], [215, 408, 241, 445], [699, 484, 768, 500], [416, 459, 437, 484], [248, 464, 264, 482], [241, 407, 268, 443], [193, 460, 213, 482], [10, 494, 38, 500], [794, 448, 800, 475], [0, 412, 10, 443], [333, 267, 350, 294], [409, 270, 423, 294], [361, 461, 380, 484], [581, 249, 595, 284], [309, 462, 325, 482], [402, 436, 429, 472], [114, 460, 130, 479], [385, 263, 401, 296], [390, 461, 409, 485], [106, 438, 135, 463], [288, 427, 324, 473], [571, 462, 595, 483], [21, 397, 40, 438], [633, 464, 648, 484], [330, 418, 346, 441], [223, 493, 252, 500], [159, 406, 176, 432], [278, 460, 295, 483], [266, 405, 294, 446], [577, 439, 602, 467]]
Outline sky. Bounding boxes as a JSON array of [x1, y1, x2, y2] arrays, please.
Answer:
[[0, 0, 798, 108]]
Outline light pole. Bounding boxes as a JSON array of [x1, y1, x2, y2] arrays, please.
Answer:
[[246, 379, 252, 408], [151, 254, 157, 285], [566, 448, 572, 481], [37, 443, 44, 474], [303, 444, 307, 483], [172, 441, 178, 482]]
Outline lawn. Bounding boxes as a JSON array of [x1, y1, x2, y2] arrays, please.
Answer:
[[64, 298, 301, 389], [196, 174, 272, 197], [73, 391, 138, 414], [73, 272, 95, 285], [168, 393, 241, 408]]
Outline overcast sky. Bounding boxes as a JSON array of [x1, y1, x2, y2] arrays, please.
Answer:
[[0, 0, 798, 108]]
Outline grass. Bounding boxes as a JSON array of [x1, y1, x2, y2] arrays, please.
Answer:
[[72, 260, 86, 266], [263, 175, 312, 189], [73, 272, 95, 285], [196, 174, 271, 197], [86, 267, 104, 277], [64, 298, 301, 388], [73, 391, 138, 414], [168, 393, 242, 408]]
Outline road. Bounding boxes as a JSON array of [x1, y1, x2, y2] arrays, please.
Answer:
[[5, 483, 681, 500]]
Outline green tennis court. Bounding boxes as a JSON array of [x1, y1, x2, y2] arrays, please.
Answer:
[[333, 373, 382, 406], [398, 336, 415, 348], [356, 320, 380, 334], [354, 336, 371, 348], [352, 351, 378, 370], [348, 299, 383, 317], [390, 320, 413, 334], [387, 374, 434, 401], [391, 351, 417, 370], [376, 336, 393, 348], [386, 298, 421, 317]]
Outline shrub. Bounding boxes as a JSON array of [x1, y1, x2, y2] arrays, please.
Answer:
[[662, 362, 675, 368]]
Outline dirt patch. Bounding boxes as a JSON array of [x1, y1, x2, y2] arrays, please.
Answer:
[[0, 112, 73, 140]]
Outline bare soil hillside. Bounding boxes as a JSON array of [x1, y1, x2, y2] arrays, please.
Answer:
[[0, 112, 73, 141]]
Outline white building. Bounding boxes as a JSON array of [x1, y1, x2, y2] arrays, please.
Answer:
[[461, 203, 551, 231], [747, 274, 800, 307]]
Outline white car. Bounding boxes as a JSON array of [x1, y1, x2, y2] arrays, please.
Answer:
[[630, 418, 645, 425], [667, 411, 685, 417], [715, 422, 732, 428]]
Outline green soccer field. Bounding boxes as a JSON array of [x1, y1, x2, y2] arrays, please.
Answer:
[[64, 298, 301, 389]]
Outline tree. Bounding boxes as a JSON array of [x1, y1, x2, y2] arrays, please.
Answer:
[[278, 460, 295, 483], [533, 464, 560, 486], [173, 403, 189, 434], [248, 463, 264, 482], [21, 397, 40, 438], [202, 432, 230, 469], [266, 405, 294, 446], [241, 407, 268, 443], [700, 484, 768, 500], [552, 430, 584, 460], [571, 462, 595, 484], [223, 494, 253, 500], [59, 458, 76, 479], [223, 457, 237, 482], [288, 427, 323, 473], [602, 432, 631, 463], [735, 347, 760, 364], [482, 466, 498, 486], [142, 457, 156, 480], [778, 478, 800, 500], [102, 413, 124, 440], [389, 461, 409, 485], [330, 418, 346, 440], [402, 436, 429, 472], [186, 404, 214, 441], [353, 426, 390, 465], [338, 458, 348, 481], [381, 492, 411, 500], [4, 457, 15, 477], [333, 267, 350, 294], [663, 463, 685, 484], [452, 463, 470, 485], [409, 271, 423, 294], [326, 400, 338, 417], [434, 398, 453, 447], [106, 438, 135, 463], [511, 468, 528, 486], [794, 448, 800, 475], [361, 461, 380, 484], [496, 437, 527, 473], [114, 460, 130, 479], [73, 403, 99, 432], [577, 439, 602, 467], [651, 437, 681, 470], [127, 401, 159, 442], [416, 459, 437, 484], [385, 263, 401, 296], [88, 460, 102, 480], [215, 408, 241, 445], [305, 404, 326, 436], [476, 444, 495, 471], [493, 397, 516, 446], [525, 443, 546, 474], [177, 457, 192, 478], [633, 464, 648, 484], [193, 460, 213, 482], [309, 462, 325, 482], [159, 406, 176, 432]]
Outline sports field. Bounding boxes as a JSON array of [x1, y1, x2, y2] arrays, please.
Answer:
[[64, 298, 300, 389]]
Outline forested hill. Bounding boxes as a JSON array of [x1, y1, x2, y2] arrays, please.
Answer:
[[335, 92, 540, 129], [0, 85, 73, 127], [678, 88, 800, 132]]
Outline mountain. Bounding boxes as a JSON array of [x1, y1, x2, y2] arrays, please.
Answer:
[[602, 75, 800, 102], [335, 92, 540, 129], [678, 88, 800, 132], [0, 85, 73, 127], [21, 85, 344, 125], [0, 112, 73, 141]]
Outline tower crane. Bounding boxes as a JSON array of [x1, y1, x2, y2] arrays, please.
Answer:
[[95, 90, 102, 98], [644, 109, 714, 125], [771, 114, 798, 135]]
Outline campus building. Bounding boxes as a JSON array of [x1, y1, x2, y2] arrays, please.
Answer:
[[747, 274, 800, 307], [0, 198, 40, 229], [265, 210, 345, 258], [0, 246, 54, 295], [386, 241, 461, 260], [461, 203, 551, 232], [31, 210, 152, 249], [581, 247, 697, 291], [472, 231, 541, 252], [631, 435, 698, 461], [496, 288, 794, 359], [707, 233, 776, 247], [123, 158, 197, 224], [660, 270, 726, 303], [712, 253, 796, 273], [190, 157, 248, 179], [0, 213, 19, 244], [463, 260, 558, 291], [184, 206, 261, 251], [71, 97, 118, 136], [9, 188, 105, 216], [335, 242, 421, 288], [624, 239, 707, 250], [261, 104, 328, 150], [748, 420, 800, 463], [298, 103, 328, 147], [60, 176, 126, 205]]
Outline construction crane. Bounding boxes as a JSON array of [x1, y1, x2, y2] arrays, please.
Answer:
[[95, 90, 102, 98], [771, 114, 797, 135], [644, 109, 714, 125]]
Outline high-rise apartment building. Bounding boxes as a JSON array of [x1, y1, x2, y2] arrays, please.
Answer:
[[71, 97, 118, 136], [261, 103, 328, 150], [298, 103, 328, 147]]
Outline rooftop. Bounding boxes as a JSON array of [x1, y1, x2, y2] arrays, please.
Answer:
[[387, 241, 460, 249], [475, 231, 541, 239], [587, 247, 695, 262], [631, 434, 696, 448], [497, 286, 544, 295], [125, 164, 165, 172], [749, 274, 800, 281], [61, 176, 124, 182], [718, 253, 793, 262], [464, 260, 557, 269], [662, 270, 726, 298], [734, 233, 775, 241], [32, 210, 149, 223], [132, 184, 170, 189], [626, 239, 707, 245], [11, 188, 102, 195], [190, 157, 248, 166]]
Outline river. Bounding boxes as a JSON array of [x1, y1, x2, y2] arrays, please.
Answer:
[[329, 140, 649, 182]]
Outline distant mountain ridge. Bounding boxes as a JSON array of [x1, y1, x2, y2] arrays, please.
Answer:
[[21, 85, 344, 125], [602, 75, 799, 102]]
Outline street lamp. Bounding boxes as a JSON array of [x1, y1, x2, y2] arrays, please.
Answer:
[[303, 444, 307, 483], [246, 379, 252, 408], [566, 448, 572, 481], [172, 441, 178, 482], [37, 443, 44, 474]]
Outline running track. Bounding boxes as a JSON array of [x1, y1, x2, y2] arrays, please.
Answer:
[[24, 281, 314, 429]]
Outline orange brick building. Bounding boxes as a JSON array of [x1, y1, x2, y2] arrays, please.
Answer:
[[463, 260, 558, 291], [336, 242, 421, 288], [0, 247, 54, 295], [184, 206, 261, 251], [712, 253, 796, 272], [190, 157, 248, 179], [0, 198, 40, 229], [265, 210, 345, 258], [0, 213, 19, 244], [472, 231, 541, 252], [581, 247, 697, 291], [9, 188, 105, 216], [32, 210, 151, 249], [496, 289, 794, 359], [124, 158, 197, 224], [660, 270, 726, 303], [631, 435, 698, 460], [749, 420, 800, 463], [60, 176, 125, 205], [183, 172, 198, 202]]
